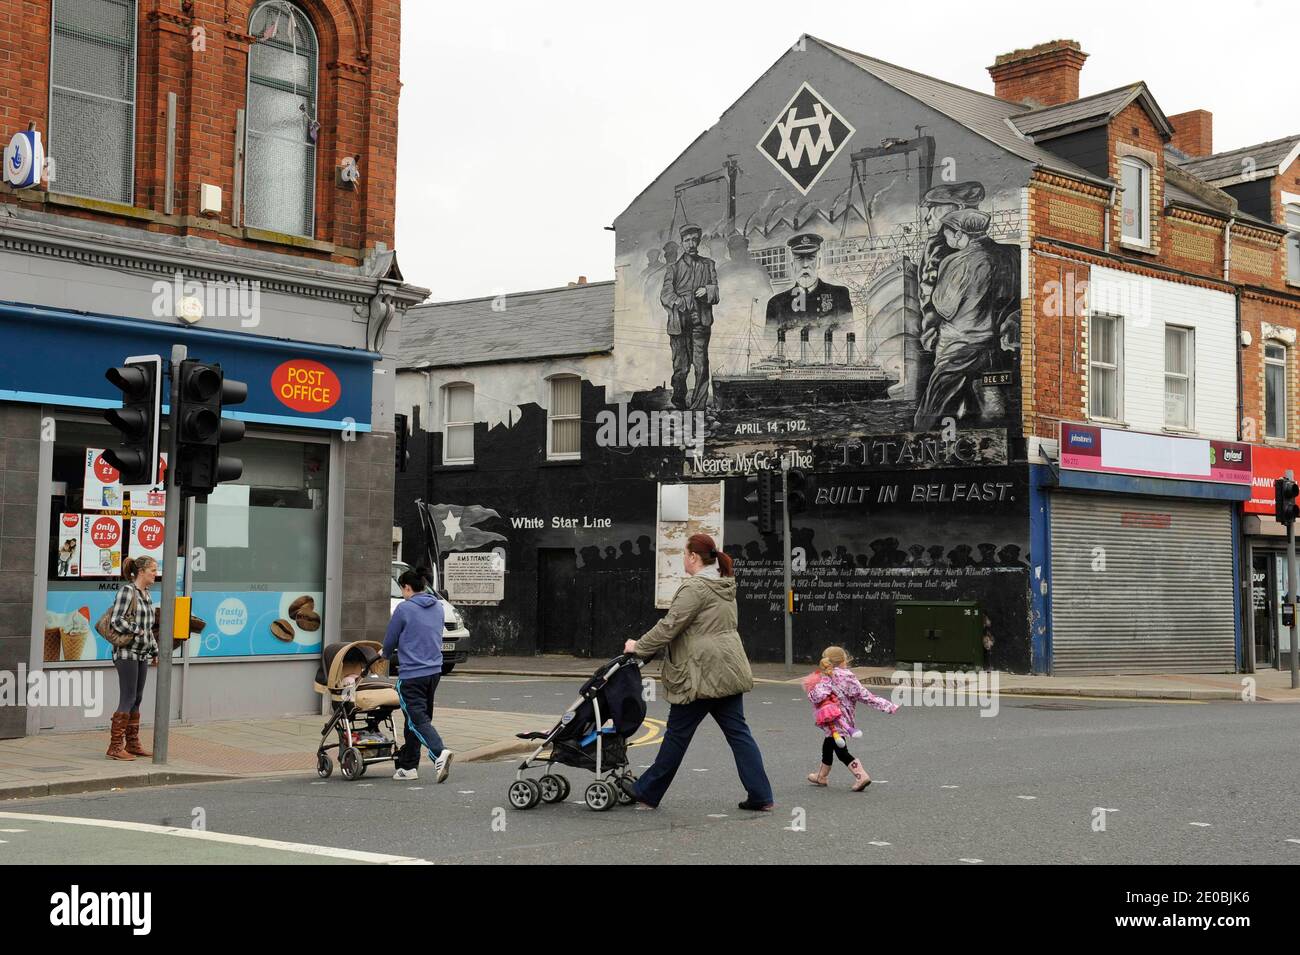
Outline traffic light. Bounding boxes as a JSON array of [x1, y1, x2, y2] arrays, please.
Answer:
[[103, 355, 162, 486], [1275, 477, 1300, 525], [745, 469, 777, 535], [785, 468, 810, 515], [394, 412, 410, 473], [174, 360, 247, 495]]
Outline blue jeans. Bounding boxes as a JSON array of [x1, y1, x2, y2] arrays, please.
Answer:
[[395, 675, 445, 770], [633, 693, 773, 808]]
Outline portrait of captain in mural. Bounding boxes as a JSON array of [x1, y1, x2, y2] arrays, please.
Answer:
[[914, 209, 1020, 431], [764, 233, 853, 329], [659, 223, 719, 410]]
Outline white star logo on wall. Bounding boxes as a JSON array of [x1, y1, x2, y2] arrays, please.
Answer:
[[441, 510, 462, 541]]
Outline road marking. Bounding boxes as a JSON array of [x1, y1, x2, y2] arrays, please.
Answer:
[[869, 840, 890, 846], [941, 785, 959, 789], [761, 701, 772, 705], [1287, 839, 1300, 845], [0, 812, 431, 865], [629, 718, 665, 749], [691, 768, 708, 772], [311, 782, 326, 786], [959, 858, 983, 864], [407, 787, 423, 791], [1005, 692, 1206, 705], [357, 784, 373, 788], [457, 790, 475, 794], [707, 813, 728, 818], [1189, 822, 1211, 827], [0, 829, 26, 833], [1016, 795, 1037, 800]]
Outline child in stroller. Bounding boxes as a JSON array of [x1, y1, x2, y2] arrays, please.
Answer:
[[314, 640, 400, 781], [507, 653, 647, 811]]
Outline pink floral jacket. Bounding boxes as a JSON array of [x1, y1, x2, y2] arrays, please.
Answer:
[[805, 667, 899, 737]]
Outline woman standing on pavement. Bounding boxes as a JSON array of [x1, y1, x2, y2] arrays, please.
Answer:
[[106, 556, 159, 761], [623, 533, 774, 811]]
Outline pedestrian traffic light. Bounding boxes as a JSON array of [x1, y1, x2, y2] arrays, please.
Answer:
[[174, 359, 247, 496], [1275, 477, 1300, 525], [785, 468, 810, 515], [394, 412, 410, 473], [745, 469, 777, 535], [102, 355, 162, 486]]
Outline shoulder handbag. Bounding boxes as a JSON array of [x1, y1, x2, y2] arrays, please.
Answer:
[[95, 587, 140, 649]]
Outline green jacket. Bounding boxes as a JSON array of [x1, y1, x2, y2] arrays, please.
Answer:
[[633, 574, 755, 705]]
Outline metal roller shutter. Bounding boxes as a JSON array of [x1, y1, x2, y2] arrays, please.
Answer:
[[1050, 493, 1236, 674]]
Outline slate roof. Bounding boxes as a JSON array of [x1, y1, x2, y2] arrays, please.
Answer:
[[1177, 136, 1300, 183], [1010, 83, 1172, 138], [809, 37, 1111, 186], [397, 281, 614, 369]]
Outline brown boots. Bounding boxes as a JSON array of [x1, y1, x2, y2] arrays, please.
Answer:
[[125, 713, 151, 757], [106, 712, 134, 761], [807, 763, 831, 786]]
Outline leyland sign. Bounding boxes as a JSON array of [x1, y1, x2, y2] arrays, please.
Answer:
[[1060, 423, 1252, 485]]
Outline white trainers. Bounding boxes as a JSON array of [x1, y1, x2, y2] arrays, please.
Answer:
[[392, 767, 418, 780], [433, 750, 454, 783]]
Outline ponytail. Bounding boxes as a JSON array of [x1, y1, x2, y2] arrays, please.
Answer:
[[820, 645, 849, 675], [686, 533, 733, 577], [715, 550, 734, 578]]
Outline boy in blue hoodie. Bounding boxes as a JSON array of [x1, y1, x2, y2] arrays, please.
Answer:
[[383, 570, 453, 782]]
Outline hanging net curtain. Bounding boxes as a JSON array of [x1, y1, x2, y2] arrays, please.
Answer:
[[245, 1, 319, 237]]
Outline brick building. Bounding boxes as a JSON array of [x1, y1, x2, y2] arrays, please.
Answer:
[[0, 0, 426, 738]]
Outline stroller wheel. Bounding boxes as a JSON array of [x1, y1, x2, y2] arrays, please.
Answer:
[[316, 753, 333, 779], [555, 774, 571, 801], [584, 781, 617, 812], [340, 747, 365, 780], [508, 778, 541, 810], [538, 774, 567, 804]]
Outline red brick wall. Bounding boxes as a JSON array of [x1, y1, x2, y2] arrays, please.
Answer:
[[0, 0, 402, 265], [1241, 294, 1300, 446]]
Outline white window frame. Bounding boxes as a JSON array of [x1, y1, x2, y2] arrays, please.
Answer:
[[1163, 324, 1195, 431], [48, 0, 139, 205], [442, 383, 474, 465], [1265, 342, 1288, 441], [1119, 157, 1151, 247], [1088, 313, 1124, 423], [1285, 204, 1300, 287], [546, 375, 582, 461]]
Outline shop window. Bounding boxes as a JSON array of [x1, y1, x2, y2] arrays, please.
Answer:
[[1164, 325, 1194, 430], [49, 0, 138, 204], [1265, 343, 1287, 440], [547, 375, 582, 460], [1286, 205, 1300, 286], [43, 419, 330, 663], [245, 1, 318, 237], [443, 383, 474, 465], [1119, 157, 1150, 246], [1089, 314, 1124, 421]]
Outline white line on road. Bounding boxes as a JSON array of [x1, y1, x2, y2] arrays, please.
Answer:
[[941, 785, 959, 789], [869, 841, 890, 846], [1189, 822, 1211, 827], [707, 814, 728, 818], [1287, 839, 1300, 845], [1016, 795, 1037, 800], [0, 829, 26, 832], [959, 858, 983, 864], [0, 812, 431, 865]]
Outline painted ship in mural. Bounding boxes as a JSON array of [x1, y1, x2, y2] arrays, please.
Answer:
[[711, 255, 921, 410]]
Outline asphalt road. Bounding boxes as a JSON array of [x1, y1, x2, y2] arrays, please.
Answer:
[[3, 675, 1299, 865]]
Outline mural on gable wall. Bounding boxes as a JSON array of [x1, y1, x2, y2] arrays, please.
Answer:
[[615, 67, 1026, 475]]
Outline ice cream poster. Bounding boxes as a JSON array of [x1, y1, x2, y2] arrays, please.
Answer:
[[56, 513, 81, 577], [82, 449, 123, 511], [130, 516, 165, 573], [43, 604, 94, 662], [81, 514, 123, 578]]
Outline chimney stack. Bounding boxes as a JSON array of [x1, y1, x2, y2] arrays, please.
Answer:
[[567, 276, 589, 287], [1168, 110, 1213, 158], [988, 40, 1088, 107]]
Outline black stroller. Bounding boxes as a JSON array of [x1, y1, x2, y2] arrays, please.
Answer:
[[507, 654, 646, 811]]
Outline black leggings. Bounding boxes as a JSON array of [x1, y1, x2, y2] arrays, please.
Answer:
[[113, 659, 149, 714], [821, 735, 855, 766]]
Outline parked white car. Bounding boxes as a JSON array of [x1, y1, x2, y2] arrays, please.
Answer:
[[390, 560, 471, 675]]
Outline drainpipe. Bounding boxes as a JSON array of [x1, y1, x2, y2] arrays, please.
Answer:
[[1103, 183, 1117, 254], [1225, 217, 1240, 440]]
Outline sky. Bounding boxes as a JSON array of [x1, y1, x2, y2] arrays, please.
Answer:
[[394, 0, 1298, 303]]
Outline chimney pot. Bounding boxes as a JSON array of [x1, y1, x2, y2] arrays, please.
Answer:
[[988, 39, 1087, 107]]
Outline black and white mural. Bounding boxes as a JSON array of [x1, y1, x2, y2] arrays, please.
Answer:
[[615, 48, 1028, 473]]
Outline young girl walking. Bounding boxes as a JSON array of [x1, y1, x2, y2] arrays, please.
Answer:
[[803, 646, 898, 791]]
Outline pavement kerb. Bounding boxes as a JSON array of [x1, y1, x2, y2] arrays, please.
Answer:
[[1, 771, 238, 803]]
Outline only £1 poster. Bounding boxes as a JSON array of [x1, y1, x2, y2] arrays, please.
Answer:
[[82, 449, 123, 511]]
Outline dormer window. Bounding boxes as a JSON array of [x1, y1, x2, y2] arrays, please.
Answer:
[[1120, 157, 1151, 246]]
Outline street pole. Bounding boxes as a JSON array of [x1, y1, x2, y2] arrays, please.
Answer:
[[782, 456, 792, 670], [152, 343, 186, 764], [178, 494, 196, 721], [1289, 470, 1299, 690]]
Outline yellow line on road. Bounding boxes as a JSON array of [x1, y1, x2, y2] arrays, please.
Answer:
[[629, 718, 665, 748]]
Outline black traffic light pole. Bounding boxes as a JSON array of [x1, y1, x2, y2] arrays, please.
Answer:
[[1289, 470, 1299, 690], [152, 344, 186, 763]]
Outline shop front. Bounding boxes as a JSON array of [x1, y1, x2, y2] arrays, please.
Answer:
[[1041, 424, 1250, 674], [2, 301, 377, 733], [1241, 445, 1300, 672]]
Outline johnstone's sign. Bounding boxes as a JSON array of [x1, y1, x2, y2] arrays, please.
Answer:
[[1059, 423, 1252, 485]]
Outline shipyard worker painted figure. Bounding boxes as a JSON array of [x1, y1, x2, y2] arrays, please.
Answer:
[[661, 224, 719, 410], [765, 233, 853, 328], [914, 209, 1018, 431], [917, 181, 986, 309]]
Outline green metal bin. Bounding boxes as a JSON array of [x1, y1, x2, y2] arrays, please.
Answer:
[[894, 600, 983, 668]]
